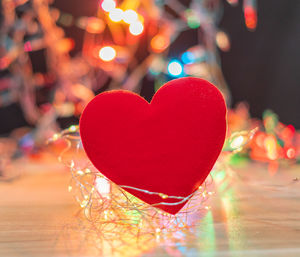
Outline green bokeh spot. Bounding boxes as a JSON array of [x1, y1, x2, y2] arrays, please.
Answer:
[[187, 16, 200, 29]]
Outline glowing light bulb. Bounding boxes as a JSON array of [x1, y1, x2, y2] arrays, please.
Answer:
[[95, 177, 111, 198], [286, 148, 296, 159], [77, 170, 84, 175], [101, 0, 116, 12], [167, 60, 183, 77], [109, 8, 124, 22], [123, 9, 138, 24], [230, 135, 245, 149], [99, 46, 116, 62], [52, 133, 59, 141], [129, 21, 144, 35]]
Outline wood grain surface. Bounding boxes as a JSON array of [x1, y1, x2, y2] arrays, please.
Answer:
[[1, 155, 300, 257]]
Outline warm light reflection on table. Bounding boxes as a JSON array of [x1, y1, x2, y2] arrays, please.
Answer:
[[0, 155, 300, 257]]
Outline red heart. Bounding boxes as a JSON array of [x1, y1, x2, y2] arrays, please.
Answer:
[[80, 78, 226, 214]]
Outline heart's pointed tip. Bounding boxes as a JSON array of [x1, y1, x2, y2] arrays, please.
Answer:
[[153, 202, 186, 215], [155, 208, 181, 216]]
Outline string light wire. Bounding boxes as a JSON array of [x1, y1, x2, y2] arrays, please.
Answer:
[[47, 125, 256, 240]]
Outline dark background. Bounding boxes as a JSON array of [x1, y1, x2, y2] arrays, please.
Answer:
[[1, 0, 300, 134], [220, 0, 300, 128]]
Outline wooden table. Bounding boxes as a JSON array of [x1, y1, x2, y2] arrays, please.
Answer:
[[1, 155, 300, 257]]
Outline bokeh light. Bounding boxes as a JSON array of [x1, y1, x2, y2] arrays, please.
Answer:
[[216, 31, 230, 52], [86, 17, 104, 34], [109, 8, 124, 22], [244, 6, 257, 30], [150, 35, 169, 53], [286, 147, 296, 159], [95, 177, 111, 198], [99, 46, 116, 62], [264, 135, 278, 160], [230, 135, 245, 149], [123, 9, 138, 24], [129, 21, 144, 35], [185, 10, 200, 29], [181, 51, 195, 64], [167, 60, 183, 77], [101, 0, 116, 12], [56, 38, 75, 53]]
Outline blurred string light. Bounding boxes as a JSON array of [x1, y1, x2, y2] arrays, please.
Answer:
[[47, 125, 218, 248], [101, 0, 116, 12], [181, 51, 196, 64], [216, 31, 231, 52], [123, 9, 138, 24], [185, 9, 201, 29], [150, 34, 170, 53], [0, 0, 257, 127], [108, 8, 124, 22], [102, 0, 144, 36], [129, 21, 144, 36], [227, 105, 300, 171], [86, 17, 105, 34], [286, 148, 296, 159], [167, 60, 184, 77], [243, 0, 257, 30], [45, 120, 264, 254], [226, 127, 258, 153], [99, 46, 117, 61], [95, 176, 111, 198]]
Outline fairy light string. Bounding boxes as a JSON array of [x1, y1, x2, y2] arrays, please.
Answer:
[[49, 121, 300, 256], [47, 123, 257, 241]]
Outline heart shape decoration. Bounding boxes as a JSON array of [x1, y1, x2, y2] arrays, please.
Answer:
[[80, 78, 226, 214]]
